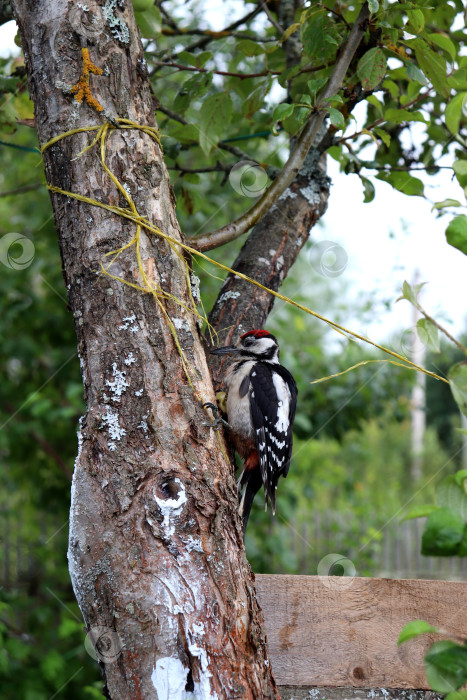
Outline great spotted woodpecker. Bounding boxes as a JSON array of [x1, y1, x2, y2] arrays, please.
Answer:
[[211, 330, 298, 535]]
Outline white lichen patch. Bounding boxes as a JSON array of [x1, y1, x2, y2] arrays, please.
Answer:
[[134, 388, 143, 397], [137, 419, 149, 435], [154, 478, 187, 536], [172, 317, 191, 333], [124, 352, 136, 366], [181, 535, 204, 554], [102, 408, 126, 450], [105, 363, 129, 402], [216, 290, 240, 306], [269, 249, 276, 257], [299, 183, 320, 206], [119, 313, 136, 331], [190, 273, 201, 305], [103, 0, 130, 45], [77, 2, 89, 9]]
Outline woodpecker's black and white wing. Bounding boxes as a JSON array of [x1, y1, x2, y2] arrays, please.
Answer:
[[249, 362, 297, 514]]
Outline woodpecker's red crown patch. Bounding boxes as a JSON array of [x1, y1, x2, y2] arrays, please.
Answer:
[[240, 329, 272, 340]]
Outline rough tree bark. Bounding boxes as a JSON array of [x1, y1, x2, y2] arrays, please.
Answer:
[[11, 1, 279, 698]]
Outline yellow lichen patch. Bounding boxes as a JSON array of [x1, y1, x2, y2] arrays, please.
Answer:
[[71, 47, 104, 113]]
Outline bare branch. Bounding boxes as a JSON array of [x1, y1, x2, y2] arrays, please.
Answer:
[[158, 4, 264, 62], [152, 59, 280, 80], [190, 2, 371, 252], [0, 182, 43, 197], [170, 162, 232, 175], [260, 1, 284, 35]]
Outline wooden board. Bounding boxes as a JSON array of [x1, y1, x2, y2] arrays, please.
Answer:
[[255, 574, 467, 689]]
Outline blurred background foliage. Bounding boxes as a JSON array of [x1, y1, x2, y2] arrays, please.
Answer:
[[0, 0, 466, 697]]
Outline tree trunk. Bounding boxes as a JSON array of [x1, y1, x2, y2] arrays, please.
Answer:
[[11, 1, 279, 697]]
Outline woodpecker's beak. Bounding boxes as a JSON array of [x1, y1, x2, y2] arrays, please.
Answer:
[[211, 345, 240, 355]]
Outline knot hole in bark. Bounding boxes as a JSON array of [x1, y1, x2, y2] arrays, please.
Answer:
[[157, 477, 182, 501]]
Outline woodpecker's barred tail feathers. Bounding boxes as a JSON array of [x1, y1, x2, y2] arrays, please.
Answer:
[[211, 329, 298, 536]]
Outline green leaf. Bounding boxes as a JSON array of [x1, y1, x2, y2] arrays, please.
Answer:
[[237, 39, 265, 57], [373, 127, 391, 147], [406, 62, 429, 85], [0, 76, 20, 93], [414, 39, 450, 99], [173, 72, 213, 113], [446, 691, 467, 700], [449, 363, 467, 418], [453, 160, 467, 188], [166, 122, 199, 145], [383, 79, 399, 99], [421, 508, 465, 556], [398, 620, 438, 645], [416, 318, 440, 353], [307, 77, 327, 95], [177, 50, 212, 68], [446, 215, 467, 256], [384, 108, 428, 124], [199, 92, 233, 155], [301, 9, 340, 62], [397, 279, 425, 305], [446, 93, 467, 136], [429, 33, 457, 62], [407, 9, 425, 35], [273, 103, 294, 122], [366, 95, 383, 115], [360, 176, 375, 203], [433, 198, 462, 210], [454, 470, 467, 490], [425, 642, 467, 693], [178, 51, 200, 67], [328, 107, 345, 129], [134, 6, 162, 37], [403, 504, 440, 521], [242, 78, 272, 120], [278, 23, 300, 44], [449, 68, 467, 91], [357, 48, 387, 91], [376, 171, 424, 196], [196, 51, 213, 68], [436, 475, 467, 520], [368, 0, 379, 13]]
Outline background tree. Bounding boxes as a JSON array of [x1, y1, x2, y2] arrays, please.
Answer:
[[0, 0, 466, 698]]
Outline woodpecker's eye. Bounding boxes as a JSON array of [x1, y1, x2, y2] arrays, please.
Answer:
[[243, 336, 255, 346]]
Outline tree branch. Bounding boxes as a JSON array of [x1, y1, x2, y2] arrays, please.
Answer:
[[152, 60, 280, 80], [156, 4, 264, 63], [190, 2, 371, 252], [0, 182, 43, 197], [260, 1, 284, 35]]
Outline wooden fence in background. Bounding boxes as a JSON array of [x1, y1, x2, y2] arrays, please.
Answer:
[[2, 510, 467, 588]]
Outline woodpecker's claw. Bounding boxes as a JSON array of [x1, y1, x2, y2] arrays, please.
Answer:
[[202, 402, 230, 431]]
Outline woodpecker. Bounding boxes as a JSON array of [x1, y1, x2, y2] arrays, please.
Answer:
[[211, 329, 298, 535]]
